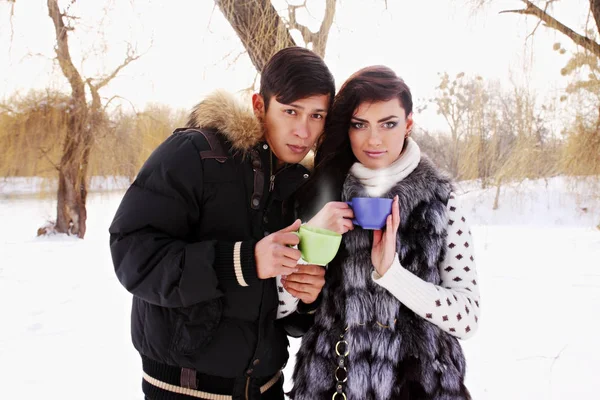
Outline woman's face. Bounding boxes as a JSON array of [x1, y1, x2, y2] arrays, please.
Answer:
[[348, 98, 413, 170]]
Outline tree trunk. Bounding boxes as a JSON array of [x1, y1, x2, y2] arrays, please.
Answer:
[[54, 95, 92, 237], [493, 179, 502, 210], [42, 0, 91, 238], [215, 0, 296, 72]]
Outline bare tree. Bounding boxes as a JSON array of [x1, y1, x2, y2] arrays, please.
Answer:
[[495, 1, 600, 56], [430, 72, 473, 178], [215, 0, 336, 72], [41, 0, 142, 238], [471, 0, 600, 180]]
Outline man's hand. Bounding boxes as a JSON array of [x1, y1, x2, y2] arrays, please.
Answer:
[[281, 264, 326, 304], [306, 201, 354, 234], [255, 219, 302, 279]]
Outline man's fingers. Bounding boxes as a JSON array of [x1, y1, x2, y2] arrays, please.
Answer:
[[295, 264, 326, 276], [283, 283, 318, 304], [284, 272, 324, 286], [279, 245, 301, 261], [282, 280, 315, 295], [283, 286, 303, 299], [278, 219, 302, 234], [276, 232, 300, 247], [280, 256, 300, 269], [276, 264, 299, 275]]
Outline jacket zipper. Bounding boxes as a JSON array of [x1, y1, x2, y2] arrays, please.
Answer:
[[269, 149, 291, 192], [269, 150, 275, 192]]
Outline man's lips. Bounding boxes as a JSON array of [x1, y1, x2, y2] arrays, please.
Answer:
[[288, 144, 308, 154]]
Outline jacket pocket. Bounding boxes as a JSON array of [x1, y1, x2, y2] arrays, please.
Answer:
[[172, 298, 223, 355]]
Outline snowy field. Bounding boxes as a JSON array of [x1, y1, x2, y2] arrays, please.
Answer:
[[1, 176, 599, 399]]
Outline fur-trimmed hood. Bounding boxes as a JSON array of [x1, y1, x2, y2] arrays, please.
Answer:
[[186, 90, 314, 170], [187, 90, 264, 151]]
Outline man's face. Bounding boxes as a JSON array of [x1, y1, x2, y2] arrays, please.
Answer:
[[253, 93, 329, 165]]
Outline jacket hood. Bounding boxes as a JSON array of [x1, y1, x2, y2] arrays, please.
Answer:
[[186, 90, 314, 170]]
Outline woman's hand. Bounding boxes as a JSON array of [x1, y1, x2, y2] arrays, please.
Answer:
[[306, 201, 354, 234], [372, 195, 400, 276]]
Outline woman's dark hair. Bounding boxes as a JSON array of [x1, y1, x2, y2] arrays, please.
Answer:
[[297, 66, 413, 219]]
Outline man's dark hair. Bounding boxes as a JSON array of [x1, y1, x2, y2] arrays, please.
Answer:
[[260, 47, 335, 111]]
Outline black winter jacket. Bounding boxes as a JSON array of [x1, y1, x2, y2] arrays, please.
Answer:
[[109, 91, 314, 389]]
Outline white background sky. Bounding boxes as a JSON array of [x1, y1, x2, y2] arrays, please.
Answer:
[[0, 0, 591, 132]]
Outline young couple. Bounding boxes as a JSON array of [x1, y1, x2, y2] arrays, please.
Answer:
[[110, 47, 480, 400]]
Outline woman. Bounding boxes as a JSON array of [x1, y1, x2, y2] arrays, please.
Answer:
[[286, 66, 480, 400]]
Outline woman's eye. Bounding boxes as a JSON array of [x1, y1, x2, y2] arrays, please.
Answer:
[[351, 122, 365, 129], [383, 121, 397, 129]]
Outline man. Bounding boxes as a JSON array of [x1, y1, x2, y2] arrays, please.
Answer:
[[109, 47, 335, 399]]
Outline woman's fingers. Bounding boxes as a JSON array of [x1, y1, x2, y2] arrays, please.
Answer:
[[392, 195, 401, 233]]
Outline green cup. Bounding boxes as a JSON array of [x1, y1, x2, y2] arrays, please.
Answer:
[[292, 225, 342, 266]]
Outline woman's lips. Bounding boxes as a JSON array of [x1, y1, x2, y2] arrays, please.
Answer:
[[364, 150, 387, 158]]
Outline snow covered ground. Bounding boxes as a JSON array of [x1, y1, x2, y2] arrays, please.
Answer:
[[0, 176, 599, 399]]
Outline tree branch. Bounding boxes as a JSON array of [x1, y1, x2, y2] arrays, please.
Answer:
[[314, 0, 336, 57], [86, 78, 101, 112], [102, 94, 138, 114], [590, 0, 600, 35], [500, 0, 600, 58], [47, 0, 85, 102], [38, 146, 61, 172], [288, 1, 316, 46], [8, 0, 15, 55], [285, 0, 336, 57], [92, 44, 142, 91]]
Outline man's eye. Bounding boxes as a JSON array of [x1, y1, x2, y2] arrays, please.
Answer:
[[285, 109, 297, 115], [312, 114, 324, 120]]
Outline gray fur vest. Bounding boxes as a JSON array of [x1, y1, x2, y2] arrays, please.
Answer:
[[290, 157, 471, 400]]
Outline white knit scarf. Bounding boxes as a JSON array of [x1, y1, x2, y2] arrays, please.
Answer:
[[349, 137, 421, 197]]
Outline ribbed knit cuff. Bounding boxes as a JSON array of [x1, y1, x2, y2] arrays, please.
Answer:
[[214, 240, 259, 288], [372, 253, 440, 316]]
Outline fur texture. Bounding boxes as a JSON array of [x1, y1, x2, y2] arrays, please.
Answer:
[[290, 156, 471, 400], [187, 90, 314, 170]]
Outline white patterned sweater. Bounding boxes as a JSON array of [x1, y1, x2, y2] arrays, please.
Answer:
[[372, 194, 481, 339]]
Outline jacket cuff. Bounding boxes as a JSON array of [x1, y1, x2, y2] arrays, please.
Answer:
[[214, 241, 259, 288]]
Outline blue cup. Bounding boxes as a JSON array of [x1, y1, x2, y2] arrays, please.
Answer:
[[345, 197, 393, 230]]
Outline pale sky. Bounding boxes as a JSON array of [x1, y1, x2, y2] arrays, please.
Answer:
[[0, 0, 590, 132]]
